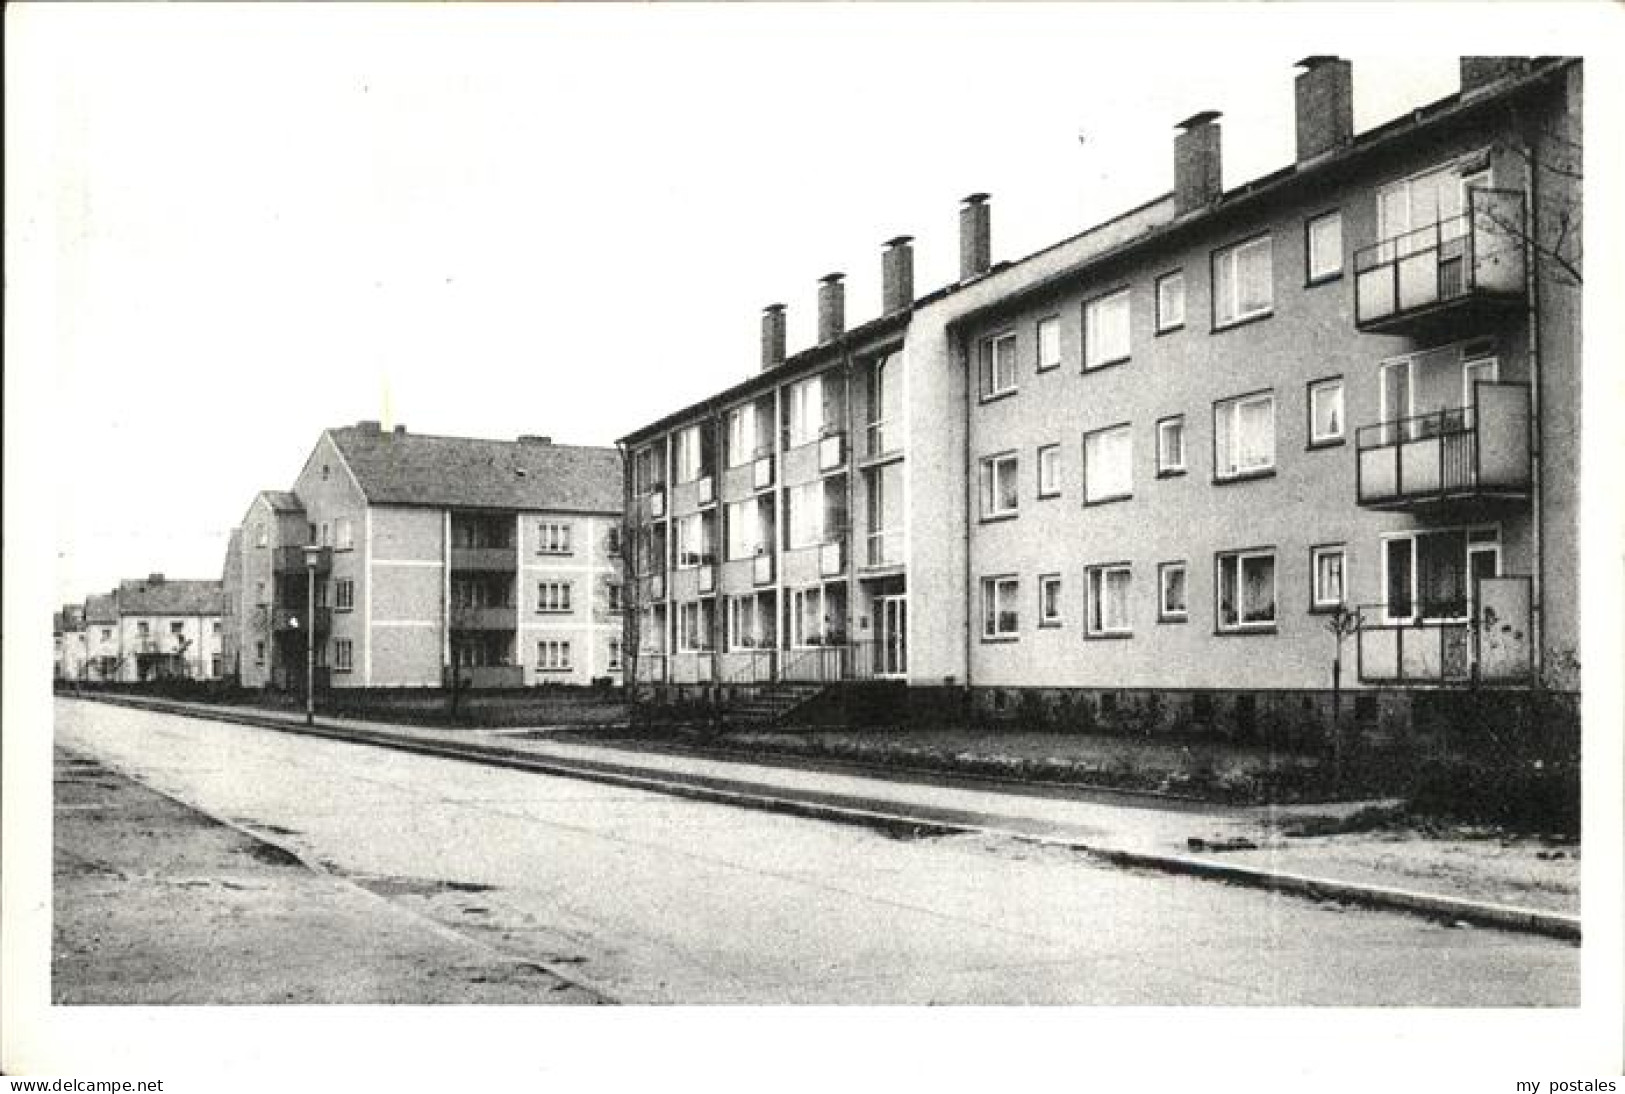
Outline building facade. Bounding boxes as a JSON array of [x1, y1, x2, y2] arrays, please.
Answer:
[[59, 577, 226, 683], [622, 57, 1581, 731], [225, 423, 625, 690]]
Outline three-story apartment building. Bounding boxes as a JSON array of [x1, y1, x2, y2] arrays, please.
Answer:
[[623, 56, 1581, 735]]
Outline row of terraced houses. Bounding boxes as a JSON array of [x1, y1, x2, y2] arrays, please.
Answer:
[[618, 56, 1582, 737]]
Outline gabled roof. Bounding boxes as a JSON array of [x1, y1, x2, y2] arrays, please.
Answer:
[[326, 426, 622, 514], [83, 594, 119, 625], [115, 578, 224, 616]]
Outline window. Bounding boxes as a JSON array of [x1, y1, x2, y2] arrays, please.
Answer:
[[213, 620, 222, 634], [1083, 289, 1131, 369], [138, 621, 150, 637], [1036, 316, 1061, 372], [335, 517, 354, 551], [537, 639, 573, 671], [726, 404, 759, 467], [607, 582, 624, 612], [785, 481, 829, 549], [981, 576, 1020, 639], [605, 526, 622, 556], [255, 640, 265, 664], [212, 655, 222, 677], [1383, 527, 1499, 623], [1377, 159, 1489, 251], [537, 522, 573, 554], [607, 638, 623, 671], [788, 584, 846, 647], [101, 628, 112, 642], [1156, 270, 1185, 333], [1037, 444, 1061, 499], [319, 522, 332, 547], [335, 579, 355, 611], [1156, 416, 1186, 476], [981, 453, 1019, 518], [676, 513, 711, 566], [1306, 211, 1343, 283], [537, 581, 573, 613], [1158, 562, 1188, 622], [1213, 235, 1273, 327], [1216, 550, 1277, 631], [334, 639, 354, 672], [978, 332, 1018, 399], [1214, 392, 1275, 479], [674, 426, 704, 482], [1308, 378, 1345, 447], [1086, 565, 1132, 637], [726, 497, 764, 560], [726, 595, 774, 650], [1082, 424, 1132, 504], [170, 621, 185, 635], [1311, 545, 1346, 610], [1039, 574, 1063, 627], [255, 580, 267, 605], [786, 374, 824, 447], [633, 446, 660, 493]]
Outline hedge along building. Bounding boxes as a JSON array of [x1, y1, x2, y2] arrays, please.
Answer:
[[224, 424, 625, 691], [621, 56, 1580, 736], [946, 57, 1579, 735]]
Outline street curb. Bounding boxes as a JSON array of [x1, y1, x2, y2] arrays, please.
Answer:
[[69, 694, 1582, 943]]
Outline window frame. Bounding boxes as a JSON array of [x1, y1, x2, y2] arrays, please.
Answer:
[[1215, 547, 1278, 634], [1155, 269, 1186, 335], [1155, 415, 1187, 477], [1212, 389, 1277, 482], [1035, 315, 1061, 373], [1211, 233, 1274, 331], [1157, 561, 1189, 623], [334, 579, 355, 612], [1305, 209, 1344, 286], [1036, 444, 1061, 500], [537, 521, 574, 555], [1309, 543, 1347, 613], [978, 331, 1019, 401], [980, 451, 1021, 521], [980, 575, 1021, 641], [333, 638, 354, 673], [1082, 287, 1132, 371], [536, 580, 573, 614], [1038, 573, 1063, 628], [1082, 422, 1133, 506], [1084, 563, 1133, 639], [537, 638, 574, 671], [1306, 376, 1346, 449]]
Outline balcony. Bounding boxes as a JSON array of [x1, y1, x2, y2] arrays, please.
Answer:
[[646, 485, 667, 521], [753, 553, 774, 586], [449, 605, 517, 631], [271, 606, 332, 635], [697, 474, 715, 507], [450, 546, 517, 572], [647, 574, 666, 601], [458, 665, 524, 689], [1352, 192, 1526, 337], [753, 455, 775, 491], [1355, 384, 1530, 511], [819, 540, 846, 578], [273, 546, 333, 575], [865, 420, 902, 462], [864, 529, 905, 570], [1356, 577, 1533, 684], [698, 563, 716, 595], [819, 430, 847, 472]]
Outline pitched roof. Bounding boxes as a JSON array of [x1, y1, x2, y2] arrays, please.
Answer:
[[115, 577, 224, 616], [327, 426, 622, 514], [260, 490, 305, 514], [83, 593, 119, 625]]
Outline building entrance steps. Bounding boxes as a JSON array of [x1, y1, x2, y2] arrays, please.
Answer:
[[72, 694, 1580, 941]]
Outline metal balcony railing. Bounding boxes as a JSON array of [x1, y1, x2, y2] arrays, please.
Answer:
[[1355, 383, 1531, 509], [273, 546, 334, 574], [450, 546, 517, 572]]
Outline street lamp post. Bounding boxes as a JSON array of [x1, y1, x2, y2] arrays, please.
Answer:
[[304, 546, 321, 726]]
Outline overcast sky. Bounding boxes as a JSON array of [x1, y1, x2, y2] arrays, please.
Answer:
[[8, 4, 1603, 607]]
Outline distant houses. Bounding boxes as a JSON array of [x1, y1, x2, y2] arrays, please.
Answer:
[[55, 576, 224, 683]]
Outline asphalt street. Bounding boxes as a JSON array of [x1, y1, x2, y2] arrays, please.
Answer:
[[54, 699, 1578, 1005]]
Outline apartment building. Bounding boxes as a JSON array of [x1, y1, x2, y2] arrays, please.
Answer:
[[80, 593, 121, 681], [63, 575, 227, 682], [623, 56, 1581, 733], [225, 423, 624, 690], [53, 605, 87, 682]]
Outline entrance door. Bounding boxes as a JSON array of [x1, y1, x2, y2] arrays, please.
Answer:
[[877, 595, 908, 678]]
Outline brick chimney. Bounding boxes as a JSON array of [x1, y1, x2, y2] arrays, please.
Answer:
[[882, 235, 914, 314], [1461, 56, 1532, 95], [817, 272, 845, 343], [1295, 56, 1353, 164], [959, 193, 991, 280], [1174, 112, 1223, 215], [760, 304, 786, 371]]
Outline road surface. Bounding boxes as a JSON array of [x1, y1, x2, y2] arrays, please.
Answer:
[[54, 698, 1578, 1005]]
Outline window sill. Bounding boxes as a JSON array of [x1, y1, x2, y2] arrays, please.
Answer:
[[333, 666, 353, 674], [1037, 362, 1060, 374], [1212, 468, 1276, 487], [1081, 356, 1131, 375], [1211, 310, 1274, 335], [978, 388, 1018, 406], [1306, 437, 1345, 451], [1305, 271, 1344, 289], [1083, 631, 1133, 641], [980, 634, 1020, 644], [1038, 619, 1062, 629], [1037, 490, 1061, 501], [1156, 468, 1187, 480], [1157, 614, 1189, 625], [334, 606, 354, 614], [1308, 603, 1346, 616], [1154, 323, 1185, 338], [537, 551, 576, 558], [979, 511, 1020, 525], [1082, 493, 1133, 509], [536, 609, 574, 615], [536, 666, 575, 673], [1213, 626, 1278, 637]]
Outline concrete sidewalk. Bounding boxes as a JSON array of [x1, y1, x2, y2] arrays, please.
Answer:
[[67, 693, 1581, 941]]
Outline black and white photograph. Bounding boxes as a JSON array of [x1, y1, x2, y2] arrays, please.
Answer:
[[4, 3, 1622, 1090]]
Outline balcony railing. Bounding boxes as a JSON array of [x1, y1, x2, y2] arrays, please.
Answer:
[[1356, 576, 1534, 685], [866, 420, 901, 461], [753, 455, 775, 491], [698, 563, 716, 595], [819, 431, 847, 472], [865, 529, 905, 569], [271, 606, 332, 635], [752, 553, 774, 586], [1352, 191, 1526, 334], [1355, 383, 1531, 510], [819, 540, 846, 578], [697, 474, 716, 507], [647, 485, 667, 520], [273, 546, 333, 575], [450, 546, 517, 572], [449, 605, 517, 631]]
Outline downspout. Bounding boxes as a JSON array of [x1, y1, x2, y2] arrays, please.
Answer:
[[843, 346, 858, 682], [1521, 107, 1545, 681], [960, 327, 974, 695]]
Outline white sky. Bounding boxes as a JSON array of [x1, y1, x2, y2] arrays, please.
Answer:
[[0, 3, 1598, 606]]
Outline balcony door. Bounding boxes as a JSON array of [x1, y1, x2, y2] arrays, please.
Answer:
[[876, 595, 907, 679]]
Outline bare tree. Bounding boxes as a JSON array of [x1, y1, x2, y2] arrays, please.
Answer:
[[1476, 105, 1583, 288]]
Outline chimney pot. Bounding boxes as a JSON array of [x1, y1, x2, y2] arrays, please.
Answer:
[[148, 573, 164, 585], [1294, 56, 1353, 163], [356, 419, 381, 434], [959, 193, 992, 280], [760, 303, 787, 372], [817, 272, 846, 343], [393, 424, 407, 435], [882, 235, 915, 314], [1173, 112, 1223, 215]]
